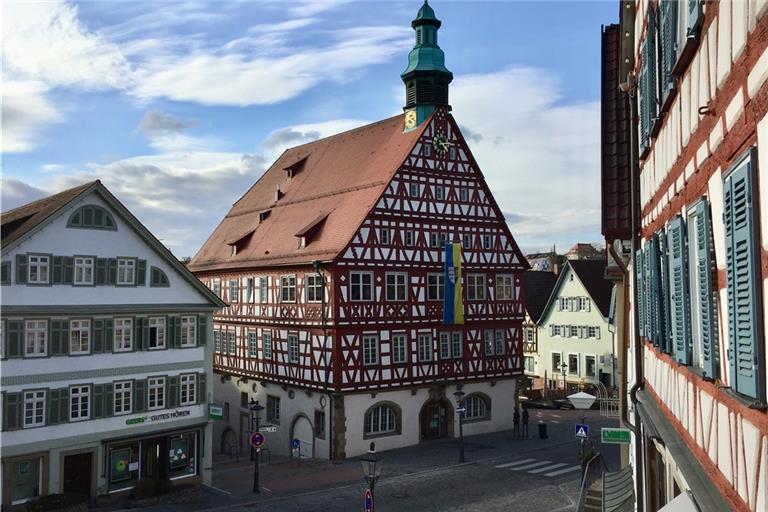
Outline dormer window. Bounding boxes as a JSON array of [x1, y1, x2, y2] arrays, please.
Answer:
[[295, 212, 329, 249], [276, 187, 283, 202], [259, 210, 271, 223]]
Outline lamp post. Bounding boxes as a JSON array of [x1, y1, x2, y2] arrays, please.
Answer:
[[361, 442, 382, 512], [249, 399, 265, 493], [453, 389, 466, 463], [567, 392, 597, 479], [560, 362, 568, 393]]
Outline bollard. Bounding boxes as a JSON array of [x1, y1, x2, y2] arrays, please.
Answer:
[[538, 421, 548, 439]]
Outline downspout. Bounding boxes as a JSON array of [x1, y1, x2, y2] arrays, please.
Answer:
[[313, 260, 334, 461]]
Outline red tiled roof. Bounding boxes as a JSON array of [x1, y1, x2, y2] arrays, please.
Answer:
[[190, 114, 429, 271]]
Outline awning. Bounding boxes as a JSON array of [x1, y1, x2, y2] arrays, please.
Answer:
[[658, 491, 699, 512], [603, 464, 635, 512]]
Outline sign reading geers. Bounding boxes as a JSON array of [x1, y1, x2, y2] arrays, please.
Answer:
[[125, 408, 192, 426], [601, 427, 631, 444]]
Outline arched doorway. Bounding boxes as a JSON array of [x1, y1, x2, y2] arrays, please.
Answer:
[[419, 398, 453, 440], [290, 414, 314, 459]]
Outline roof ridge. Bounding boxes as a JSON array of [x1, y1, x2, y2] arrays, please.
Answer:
[[281, 114, 404, 152], [1, 180, 97, 218]]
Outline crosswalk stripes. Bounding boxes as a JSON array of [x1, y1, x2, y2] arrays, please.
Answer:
[[493, 458, 581, 478]]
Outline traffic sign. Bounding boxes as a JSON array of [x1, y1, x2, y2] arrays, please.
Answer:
[[601, 427, 631, 444], [575, 423, 589, 439], [292, 438, 300, 449], [259, 426, 277, 433], [250, 432, 265, 449], [364, 488, 373, 512], [456, 406, 466, 414]]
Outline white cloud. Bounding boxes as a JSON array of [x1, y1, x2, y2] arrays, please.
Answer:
[[449, 66, 601, 251], [1, 178, 49, 211], [2, 81, 63, 152]]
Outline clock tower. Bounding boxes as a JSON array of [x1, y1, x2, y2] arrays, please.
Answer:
[[401, 1, 453, 131]]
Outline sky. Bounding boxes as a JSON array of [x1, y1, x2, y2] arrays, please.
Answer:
[[2, 0, 619, 258]]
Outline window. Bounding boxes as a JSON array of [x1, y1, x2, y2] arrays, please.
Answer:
[[28, 255, 49, 284], [288, 334, 299, 363], [494, 330, 504, 355], [350, 272, 373, 301], [551, 352, 562, 373], [363, 335, 379, 365], [451, 332, 462, 358], [569, 325, 579, 338], [385, 272, 407, 301], [24, 390, 45, 428], [552, 325, 562, 337], [449, 146, 456, 160], [587, 326, 599, 338], [524, 356, 535, 373], [558, 297, 569, 311], [484, 330, 494, 356], [364, 404, 397, 435], [117, 259, 135, 285], [424, 144, 432, 157], [392, 334, 407, 364], [148, 377, 165, 410], [467, 274, 486, 300], [24, 320, 47, 357], [418, 333, 432, 362], [148, 317, 166, 349], [70, 385, 90, 421], [460, 188, 469, 202], [229, 279, 239, 302], [440, 233, 448, 246], [380, 229, 391, 245], [73, 257, 94, 285], [462, 234, 472, 249], [464, 395, 489, 420], [67, 205, 117, 230], [212, 280, 221, 297], [213, 330, 221, 353], [263, 331, 272, 359], [259, 277, 268, 303], [439, 332, 450, 359], [404, 231, 414, 246], [227, 331, 236, 355], [180, 374, 196, 405], [70, 319, 90, 354], [306, 274, 323, 303], [435, 185, 445, 200], [525, 328, 534, 343], [427, 274, 444, 301], [409, 183, 420, 197], [246, 277, 254, 303], [496, 275, 514, 300], [180, 316, 196, 347], [482, 235, 492, 250], [248, 331, 258, 357], [568, 354, 579, 375], [241, 392, 249, 408], [114, 381, 132, 414], [114, 318, 133, 352], [430, 232, 440, 248], [314, 410, 326, 439], [267, 395, 280, 423], [150, 267, 169, 287], [280, 275, 296, 302], [579, 297, 590, 311], [585, 356, 596, 377]]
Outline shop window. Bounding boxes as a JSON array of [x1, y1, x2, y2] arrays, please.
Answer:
[[108, 443, 140, 491], [11, 458, 42, 504], [168, 433, 197, 479]]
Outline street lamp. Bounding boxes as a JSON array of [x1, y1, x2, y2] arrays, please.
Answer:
[[453, 389, 466, 463], [560, 362, 568, 392], [567, 392, 597, 478], [361, 442, 382, 511], [249, 399, 265, 493]]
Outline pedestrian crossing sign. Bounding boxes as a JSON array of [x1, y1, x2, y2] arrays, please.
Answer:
[[575, 423, 589, 439]]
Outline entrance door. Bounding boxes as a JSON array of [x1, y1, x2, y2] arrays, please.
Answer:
[[421, 401, 449, 440], [141, 438, 167, 481], [63, 453, 92, 499]]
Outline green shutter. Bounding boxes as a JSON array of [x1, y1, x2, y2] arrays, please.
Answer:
[[134, 379, 147, 412], [16, 254, 27, 284], [668, 215, 691, 365], [93, 384, 105, 418], [725, 153, 763, 399], [659, 0, 678, 105], [197, 315, 207, 346], [95, 258, 107, 285], [695, 201, 718, 379], [105, 384, 114, 417], [636, 249, 645, 338], [3, 392, 22, 431], [104, 318, 114, 352], [93, 319, 105, 353], [7, 320, 23, 358], [644, 247, 653, 341], [659, 230, 673, 354], [52, 256, 65, 284], [168, 376, 179, 408], [198, 373, 207, 404], [1, 261, 10, 285], [137, 260, 147, 286], [64, 257, 74, 284], [648, 236, 660, 347], [135, 317, 146, 350], [107, 259, 117, 285], [59, 388, 69, 423], [50, 320, 69, 356], [48, 389, 61, 424]]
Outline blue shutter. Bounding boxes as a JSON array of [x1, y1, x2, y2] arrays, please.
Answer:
[[659, 0, 678, 105], [638, 51, 650, 155], [695, 201, 718, 379], [659, 229, 673, 354], [649, 234, 664, 347], [724, 152, 763, 399], [668, 216, 691, 364], [636, 249, 645, 338]]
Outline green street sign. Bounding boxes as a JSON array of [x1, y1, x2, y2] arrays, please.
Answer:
[[209, 405, 224, 420], [601, 427, 631, 444]]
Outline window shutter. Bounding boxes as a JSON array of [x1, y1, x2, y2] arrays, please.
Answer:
[[3, 392, 22, 431], [93, 319, 105, 353], [95, 258, 108, 285], [135, 317, 145, 350], [134, 379, 147, 412], [167, 316, 177, 349], [104, 318, 114, 352], [695, 201, 718, 379], [174, 316, 182, 348], [16, 254, 27, 284], [636, 249, 645, 338], [48, 390, 59, 424], [1, 261, 10, 285], [107, 258, 117, 285], [648, 236, 660, 347], [59, 388, 69, 423], [168, 376, 179, 408], [585, 298, 590, 312], [105, 384, 114, 417], [643, 247, 653, 342], [7, 320, 23, 358], [687, 0, 703, 38], [647, 5, 658, 123], [556, 300, 561, 311], [549, 325, 554, 337], [198, 373, 207, 404], [659, 229, 673, 354], [197, 315, 207, 346], [52, 256, 65, 284], [137, 260, 147, 286], [64, 257, 74, 284], [659, 0, 678, 104], [93, 384, 105, 418], [724, 155, 763, 399], [51, 320, 69, 356], [668, 216, 691, 365]]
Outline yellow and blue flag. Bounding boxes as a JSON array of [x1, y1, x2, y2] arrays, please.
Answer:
[[443, 243, 464, 325]]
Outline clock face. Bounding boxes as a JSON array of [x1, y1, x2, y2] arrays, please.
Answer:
[[404, 110, 417, 129], [432, 134, 450, 155]]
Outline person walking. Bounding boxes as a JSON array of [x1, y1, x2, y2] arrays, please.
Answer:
[[522, 407, 529, 438], [513, 406, 520, 439]]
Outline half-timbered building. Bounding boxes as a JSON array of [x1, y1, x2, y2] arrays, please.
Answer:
[[522, 270, 558, 383], [602, 1, 768, 510], [190, 1, 528, 459]]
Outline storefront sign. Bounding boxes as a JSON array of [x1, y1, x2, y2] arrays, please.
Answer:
[[209, 404, 224, 420], [601, 427, 631, 444], [124, 408, 192, 426]]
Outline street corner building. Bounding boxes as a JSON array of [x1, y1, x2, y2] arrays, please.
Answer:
[[602, 1, 768, 511], [189, 2, 529, 461], [0, 181, 225, 505]]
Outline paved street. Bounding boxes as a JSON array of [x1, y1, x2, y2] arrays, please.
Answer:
[[190, 409, 621, 512]]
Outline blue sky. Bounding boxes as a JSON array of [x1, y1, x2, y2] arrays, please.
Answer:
[[2, 0, 618, 257]]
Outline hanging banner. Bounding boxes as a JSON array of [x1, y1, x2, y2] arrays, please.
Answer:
[[443, 243, 464, 325]]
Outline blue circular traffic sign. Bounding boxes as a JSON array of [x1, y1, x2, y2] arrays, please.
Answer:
[[364, 489, 373, 512], [250, 432, 265, 448]]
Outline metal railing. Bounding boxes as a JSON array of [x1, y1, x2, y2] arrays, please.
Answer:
[[576, 450, 609, 512]]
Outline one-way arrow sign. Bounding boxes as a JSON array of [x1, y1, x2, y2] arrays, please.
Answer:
[[575, 423, 589, 439]]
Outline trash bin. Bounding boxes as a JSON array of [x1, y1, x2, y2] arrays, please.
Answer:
[[538, 421, 548, 439]]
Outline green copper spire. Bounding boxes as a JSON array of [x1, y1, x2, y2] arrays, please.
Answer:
[[401, 1, 453, 127]]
